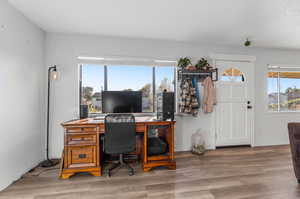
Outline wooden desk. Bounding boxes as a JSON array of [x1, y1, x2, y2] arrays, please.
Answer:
[[61, 117, 176, 179]]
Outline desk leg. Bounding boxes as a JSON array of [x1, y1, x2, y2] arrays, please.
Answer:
[[143, 167, 152, 172], [169, 123, 176, 170], [91, 171, 101, 177], [170, 124, 175, 161], [142, 125, 148, 171], [61, 173, 74, 179]]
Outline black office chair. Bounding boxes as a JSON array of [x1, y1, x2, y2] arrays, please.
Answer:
[[104, 113, 136, 176]]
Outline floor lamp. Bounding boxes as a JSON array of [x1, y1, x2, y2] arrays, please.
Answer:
[[41, 65, 59, 167]]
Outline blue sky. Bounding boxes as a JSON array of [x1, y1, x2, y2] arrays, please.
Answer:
[[268, 77, 300, 93], [82, 64, 174, 92], [82, 64, 104, 92]]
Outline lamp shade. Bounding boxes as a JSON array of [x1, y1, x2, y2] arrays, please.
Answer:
[[51, 68, 58, 80]]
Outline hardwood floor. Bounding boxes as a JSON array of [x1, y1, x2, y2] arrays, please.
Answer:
[[1, 145, 299, 199]]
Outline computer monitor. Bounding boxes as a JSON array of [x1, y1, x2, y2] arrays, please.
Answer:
[[102, 91, 142, 113]]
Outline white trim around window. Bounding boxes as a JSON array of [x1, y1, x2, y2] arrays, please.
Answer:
[[78, 62, 177, 116], [267, 65, 300, 113]]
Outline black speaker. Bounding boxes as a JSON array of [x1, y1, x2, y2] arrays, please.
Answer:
[[157, 92, 175, 121], [80, 105, 89, 119]]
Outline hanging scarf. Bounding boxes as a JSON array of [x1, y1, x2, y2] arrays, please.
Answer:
[[191, 77, 201, 106]]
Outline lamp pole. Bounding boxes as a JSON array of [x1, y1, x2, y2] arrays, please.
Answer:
[[41, 65, 58, 167]]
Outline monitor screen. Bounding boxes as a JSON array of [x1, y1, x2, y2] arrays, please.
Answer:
[[102, 91, 142, 113]]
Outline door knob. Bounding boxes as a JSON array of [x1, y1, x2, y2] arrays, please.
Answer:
[[247, 105, 252, 109]]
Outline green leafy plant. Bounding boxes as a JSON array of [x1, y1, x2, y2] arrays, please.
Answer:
[[177, 57, 192, 69], [244, 38, 251, 47], [195, 58, 210, 70]]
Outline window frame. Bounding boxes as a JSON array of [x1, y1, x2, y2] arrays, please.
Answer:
[[79, 63, 177, 116], [220, 67, 245, 83], [267, 67, 300, 113]]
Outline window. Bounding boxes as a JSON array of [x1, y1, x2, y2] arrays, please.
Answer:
[[107, 65, 153, 112], [156, 66, 175, 92], [80, 64, 176, 114], [267, 68, 300, 112], [80, 64, 104, 113], [221, 68, 245, 82]]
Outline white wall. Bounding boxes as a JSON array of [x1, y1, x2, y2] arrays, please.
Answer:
[[45, 32, 300, 158], [0, 0, 45, 191]]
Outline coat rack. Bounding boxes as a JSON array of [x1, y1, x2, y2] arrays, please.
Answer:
[[178, 68, 218, 82]]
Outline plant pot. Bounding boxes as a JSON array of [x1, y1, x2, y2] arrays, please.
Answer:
[[186, 65, 196, 71]]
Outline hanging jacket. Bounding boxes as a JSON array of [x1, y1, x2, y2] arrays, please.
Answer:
[[202, 76, 216, 113], [179, 78, 199, 116]]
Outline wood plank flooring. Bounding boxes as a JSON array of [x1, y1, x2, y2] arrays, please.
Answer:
[[0, 145, 299, 199]]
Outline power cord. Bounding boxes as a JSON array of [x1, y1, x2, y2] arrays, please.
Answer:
[[29, 167, 59, 177]]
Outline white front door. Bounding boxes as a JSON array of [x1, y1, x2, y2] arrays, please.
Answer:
[[215, 60, 254, 147]]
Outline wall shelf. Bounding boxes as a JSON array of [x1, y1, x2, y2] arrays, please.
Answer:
[[178, 68, 218, 81]]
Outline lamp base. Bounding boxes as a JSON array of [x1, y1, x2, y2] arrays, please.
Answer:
[[40, 159, 59, 168]]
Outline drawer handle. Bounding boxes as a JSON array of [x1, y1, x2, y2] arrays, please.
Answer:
[[78, 154, 87, 159]]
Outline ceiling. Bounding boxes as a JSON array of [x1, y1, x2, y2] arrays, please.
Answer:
[[8, 0, 300, 49]]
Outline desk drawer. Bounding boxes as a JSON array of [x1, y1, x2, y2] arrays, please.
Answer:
[[66, 134, 97, 145], [66, 127, 98, 134], [67, 145, 97, 168]]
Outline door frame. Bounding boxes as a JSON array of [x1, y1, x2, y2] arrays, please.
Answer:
[[210, 54, 256, 149]]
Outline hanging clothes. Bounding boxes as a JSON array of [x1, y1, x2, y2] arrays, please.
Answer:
[[191, 77, 201, 106], [179, 78, 199, 116], [202, 76, 216, 113]]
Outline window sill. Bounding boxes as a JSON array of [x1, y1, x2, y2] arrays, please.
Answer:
[[265, 111, 300, 116]]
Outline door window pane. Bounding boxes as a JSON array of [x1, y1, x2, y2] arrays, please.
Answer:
[[81, 64, 104, 113], [107, 65, 153, 112], [221, 68, 245, 82]]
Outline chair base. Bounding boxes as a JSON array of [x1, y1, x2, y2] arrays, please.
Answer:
[[108, 154, 134, 177]]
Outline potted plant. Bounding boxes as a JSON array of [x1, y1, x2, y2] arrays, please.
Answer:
[[177, 57, 192, 69], [195, 58, 211, 71]]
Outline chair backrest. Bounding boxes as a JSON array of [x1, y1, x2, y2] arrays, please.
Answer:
[[288, 123, 300, 179], [104, 114, 136, 154]]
